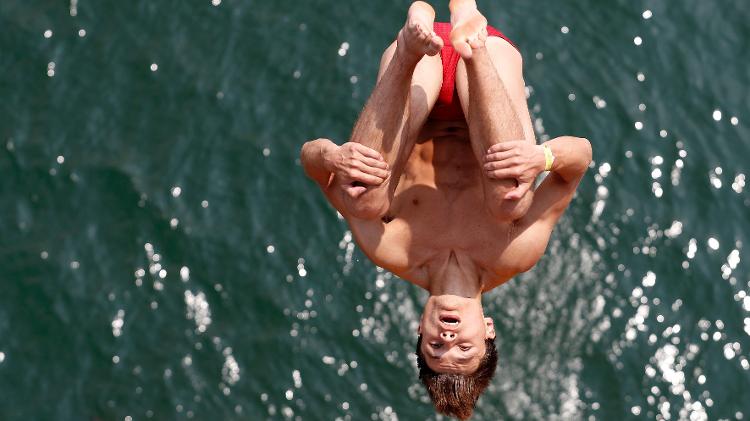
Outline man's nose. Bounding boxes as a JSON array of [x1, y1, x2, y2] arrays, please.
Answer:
[[440, 331, 457, 342]]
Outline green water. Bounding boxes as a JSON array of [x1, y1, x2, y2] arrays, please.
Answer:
[[1, 0, 749, 419]]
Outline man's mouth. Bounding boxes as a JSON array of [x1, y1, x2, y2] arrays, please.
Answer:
[[439, 314, 461, 325]]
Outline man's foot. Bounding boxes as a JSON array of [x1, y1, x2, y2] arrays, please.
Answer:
[[397, 1, 444, 60], [449, 0, 488, 60]]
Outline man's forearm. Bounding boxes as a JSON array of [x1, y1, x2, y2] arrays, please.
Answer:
[[301, 138, 337, 186], [544, 136, 593, 182]]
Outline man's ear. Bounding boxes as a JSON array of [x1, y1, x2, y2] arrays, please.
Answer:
[[484, 317, 496, 339], [417, 323, 422, 335]]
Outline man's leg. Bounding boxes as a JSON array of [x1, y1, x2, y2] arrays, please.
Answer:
[[451, 1, 536, 221], [339, 1, 443, 219]]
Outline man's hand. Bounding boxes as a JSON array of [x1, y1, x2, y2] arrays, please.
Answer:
[[324, 142, 390, 198], [483, 141, 545, 200]]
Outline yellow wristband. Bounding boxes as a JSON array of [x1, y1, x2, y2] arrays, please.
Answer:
[[543, 144, 555, 171]]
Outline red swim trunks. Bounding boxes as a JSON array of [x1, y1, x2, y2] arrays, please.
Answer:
[[428, 22, 517, 121]]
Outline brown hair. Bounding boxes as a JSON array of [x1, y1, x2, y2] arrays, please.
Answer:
[[415, 335, 498, 420]]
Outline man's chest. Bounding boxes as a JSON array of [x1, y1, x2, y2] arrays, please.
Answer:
[[348, 139, 524, 283], [386, 180, 513, 259], [353, 170, 517, 282]]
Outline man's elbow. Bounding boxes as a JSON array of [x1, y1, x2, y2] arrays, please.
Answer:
[[570, 136, 593, 176], [300, 141, 315, 170], [300, 152, 320, 182], [579, 137, 593, 166], [300, 139, 322, 164], [300, 139, 334, 184]]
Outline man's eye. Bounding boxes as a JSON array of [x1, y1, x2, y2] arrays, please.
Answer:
[[430, 342, 442, 349], [459, 346, 471, 351]]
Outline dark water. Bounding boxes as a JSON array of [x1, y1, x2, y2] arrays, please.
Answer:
[[1, 0, 749, 419]]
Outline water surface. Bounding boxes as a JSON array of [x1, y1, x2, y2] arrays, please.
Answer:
[[0, 0, 749, 419]]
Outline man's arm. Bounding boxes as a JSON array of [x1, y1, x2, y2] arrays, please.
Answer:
[[484, 136, 592, 273], [300, 138, 337, 188], [490, 136, 592, 223], [522, 136, 592, 225], [300, 139, 393, 219], [300, 138, 389, 192], [301, 3, 446, 221]]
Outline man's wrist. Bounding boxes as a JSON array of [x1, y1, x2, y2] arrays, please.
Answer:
[[541, 143, 555, 171], [535, 145, 548, 173]]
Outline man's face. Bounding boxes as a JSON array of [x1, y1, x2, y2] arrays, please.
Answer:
[[419, 295, 495, 374]]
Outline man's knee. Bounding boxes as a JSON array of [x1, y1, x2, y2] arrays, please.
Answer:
[[484, 183, 532, 222], [342, 186, 391, 220]]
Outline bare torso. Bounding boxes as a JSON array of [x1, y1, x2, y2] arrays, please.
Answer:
[[303, 5, 591, 295], [343, 120, 539, 290]]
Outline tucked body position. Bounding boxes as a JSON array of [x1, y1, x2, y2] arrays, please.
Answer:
[[301, 0, 592, 418]]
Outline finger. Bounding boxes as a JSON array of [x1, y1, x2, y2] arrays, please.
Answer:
[[486, 168, 520, 180], [352, 160, 389, 179], [359, 156, 389, 170], [350, 170, 385, 186], [487, 142, 514, 154], [468, 30, 487, 49], [452, 40, 473, 60], [487, 141, 524, 154], [361, 165, 390, 180], [354, 144, 385, 161], [483, 160, 516, 171], [504, 181, 532, 200], [484, 151, 515, 163]]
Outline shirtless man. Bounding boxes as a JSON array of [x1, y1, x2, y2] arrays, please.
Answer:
[[301, 1, 592, 418]]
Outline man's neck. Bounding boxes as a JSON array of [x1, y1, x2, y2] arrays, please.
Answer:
[[427, 251, 484, 298]]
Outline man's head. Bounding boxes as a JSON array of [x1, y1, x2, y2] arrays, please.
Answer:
[[416, 295, 498, 419], [416, 336, 497, 419]]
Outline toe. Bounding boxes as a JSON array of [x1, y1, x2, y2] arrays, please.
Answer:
[[419, 25, 432, 39], [434, 35, 444, 49]]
